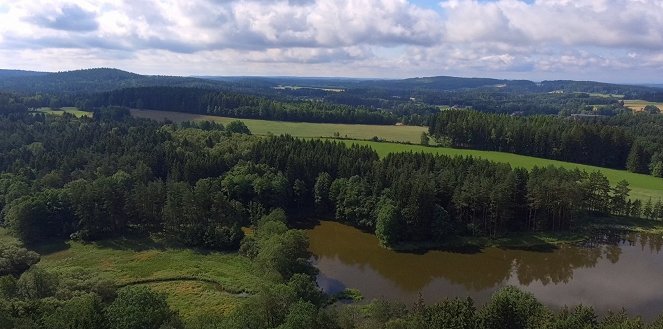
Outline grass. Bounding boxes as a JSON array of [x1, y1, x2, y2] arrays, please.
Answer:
[[130, 108, 427, 143], [624, 100, 663, 112], [31, 236, 265, 323], [338, 140, 663, 203], [34, 107, 93, 118]]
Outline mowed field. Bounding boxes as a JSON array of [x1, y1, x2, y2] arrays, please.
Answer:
[[35, 107, 93, 117], [624, 100, 663, 112], [341, 140, 663, 203], [30, 236, 264, 323], [130, 108, 427, 143]]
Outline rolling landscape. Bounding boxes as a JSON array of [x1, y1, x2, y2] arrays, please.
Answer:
[[2, 1, 663, 329]]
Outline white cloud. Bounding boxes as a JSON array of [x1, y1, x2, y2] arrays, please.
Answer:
[[0, 0, 662, 82]]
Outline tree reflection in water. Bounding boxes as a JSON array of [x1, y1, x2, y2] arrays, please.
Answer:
[[308, 220, 663, 317]]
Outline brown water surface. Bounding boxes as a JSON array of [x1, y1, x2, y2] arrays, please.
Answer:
[[306, 221, 663, 319]]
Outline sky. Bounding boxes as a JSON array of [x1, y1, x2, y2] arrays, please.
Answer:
[[0, 0, 662, 83]]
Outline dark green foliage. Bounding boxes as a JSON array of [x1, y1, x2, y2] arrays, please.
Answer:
[[163, 178, 245, 250], [429, 110, 632, 169], [40, 294, 107, 329], [600, 310, 644, 329], [627, 142, 651, 174], [16, 268, 59, 299], [276, 301, 320, 329], [0, 243, 39, 277], [479, 286, 547, 329], [225, 120, 252, 135], [105, 286, 183, 329], [287, 273, 325, 307], [643, 105, 661, 114], [314, 172, 333, 214], [375, 197, 401, 246], [4, 190, 75, 244], [548, 305, 598, 329]]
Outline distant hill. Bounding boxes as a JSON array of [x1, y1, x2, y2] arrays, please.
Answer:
[[1, 68, 661, 101], [0, 69, 48, 78], [0, 68, 229, 94], [199, 75, 660, 99]]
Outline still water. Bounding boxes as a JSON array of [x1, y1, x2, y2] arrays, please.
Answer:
[[306, 221, 663, 320]]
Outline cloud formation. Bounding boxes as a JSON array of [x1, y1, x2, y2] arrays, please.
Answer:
[[0, 0, 662, 82]]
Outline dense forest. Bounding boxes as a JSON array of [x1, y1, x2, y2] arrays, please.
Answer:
[[86, 86, 401, 125], [430, 110, 663, 177], [0, 112, 655, 250], [0, 113, 662, 328]]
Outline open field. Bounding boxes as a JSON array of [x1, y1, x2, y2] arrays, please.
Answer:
[[624, 100, 663, 112], [33, 236, 264, 322], [35, 107, 93, 117], [130, 108, 427, 143], [340, 140, 663, 202]]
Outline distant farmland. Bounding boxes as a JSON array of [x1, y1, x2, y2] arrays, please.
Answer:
[[130, 108, 427, 143], [35, 107, 92, 117], [624, 100, 663, 112]]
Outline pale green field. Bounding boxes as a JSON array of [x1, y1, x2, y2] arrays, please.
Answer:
[[130, 108, 427, 143], [36, 107, 93, 117], [341, 140, 663, 203]]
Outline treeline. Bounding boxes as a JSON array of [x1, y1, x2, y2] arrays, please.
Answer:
[[429, 110, 631, 169], [87, 86, 401, 125], [429, 110, 663, 177], [418, 90, 625, 115], [588, 113, 663, 176], [251, 136, 647, 245], [0, 113, 653, 250]]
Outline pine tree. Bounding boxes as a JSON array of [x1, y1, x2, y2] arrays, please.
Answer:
[[653, 200, 663, 220], [643, 198, 653, 219]]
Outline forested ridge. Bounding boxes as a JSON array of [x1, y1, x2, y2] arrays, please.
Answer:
[[430, 110, 663, 177]]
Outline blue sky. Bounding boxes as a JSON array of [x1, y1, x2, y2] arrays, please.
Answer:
[[0, 0, 662, 83]]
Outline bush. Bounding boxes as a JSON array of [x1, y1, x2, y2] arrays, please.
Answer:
[[479, 286, 546, 329], [105, 286, 183, 329]]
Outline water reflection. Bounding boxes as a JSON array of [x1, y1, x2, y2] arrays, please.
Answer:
[[307, 221, 663, 320]]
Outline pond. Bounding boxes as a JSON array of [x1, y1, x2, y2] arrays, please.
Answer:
[[306, 220, 663, 320]]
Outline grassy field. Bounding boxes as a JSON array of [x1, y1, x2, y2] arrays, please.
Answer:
[[32, 236, 264, 322], [340, 140, 663, 202], [624, 100, 663, 112], [35, 107, 93, 117], [130, 109, 427, 143]]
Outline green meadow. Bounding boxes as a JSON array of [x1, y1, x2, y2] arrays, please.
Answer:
[[130, 108, 427, 143], [29, 236, 264, 322], [35, 107, 93, 117]]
